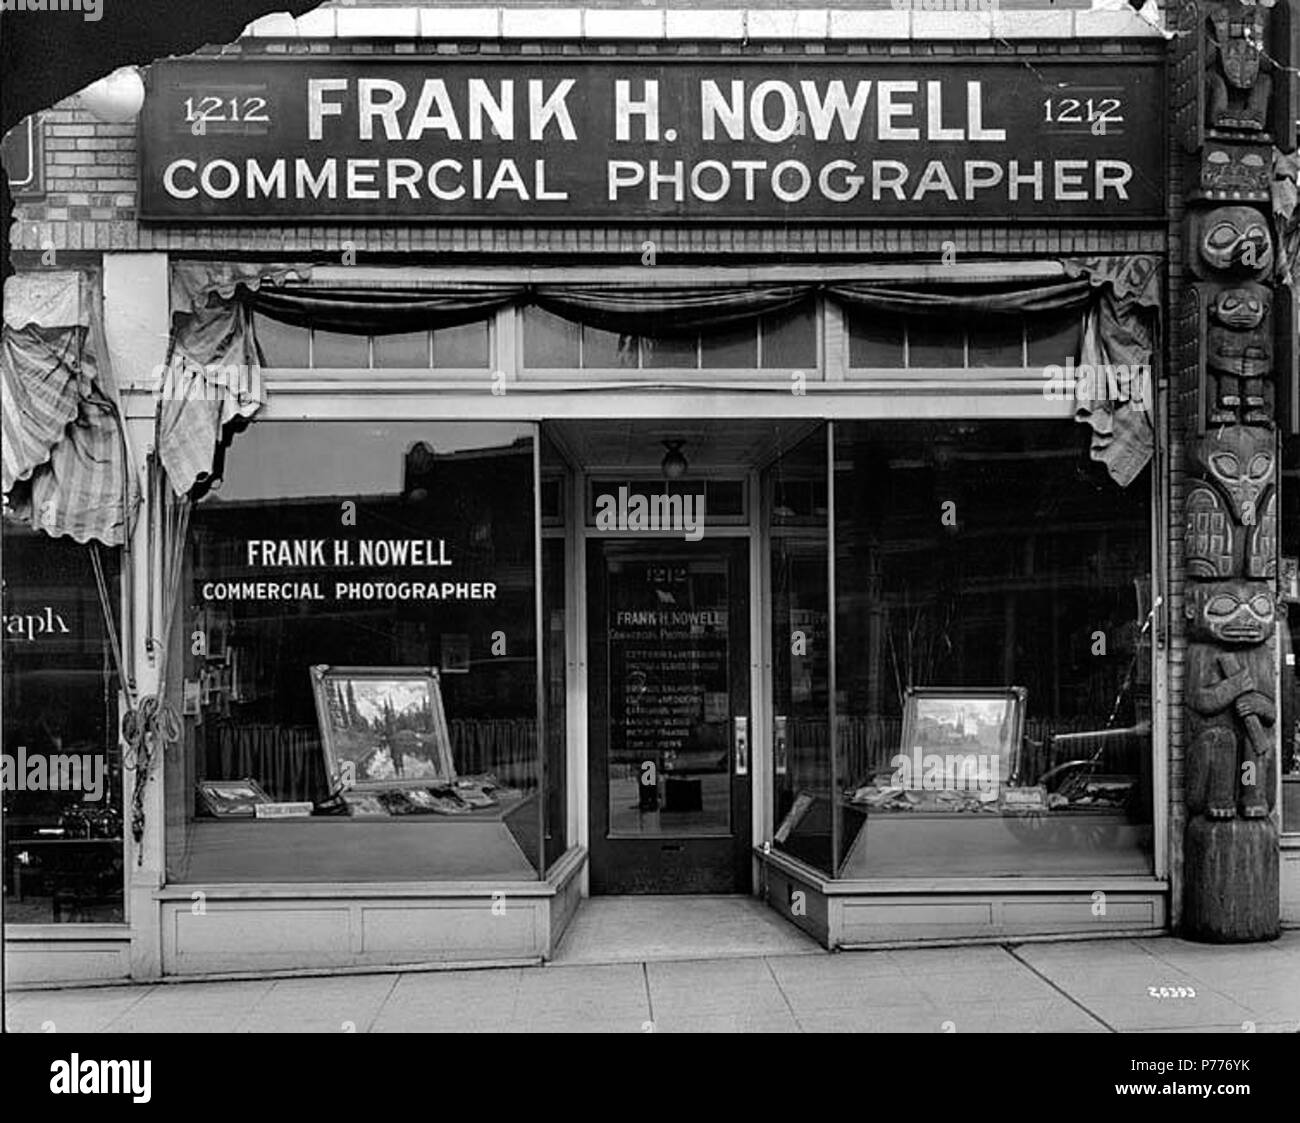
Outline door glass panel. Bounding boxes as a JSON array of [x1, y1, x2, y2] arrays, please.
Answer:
[[605, 552, 731, 837]]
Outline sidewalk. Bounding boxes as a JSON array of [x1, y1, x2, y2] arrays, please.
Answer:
[[6, 930, 1297, 1033]]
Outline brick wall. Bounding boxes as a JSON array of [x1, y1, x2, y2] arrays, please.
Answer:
[[20, 107, 139, 252]]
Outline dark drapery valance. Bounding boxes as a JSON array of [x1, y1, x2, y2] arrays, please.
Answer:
[[826, 278, 1094, 319], [248, 283, 526, 335], [531, 284, 814, 337]]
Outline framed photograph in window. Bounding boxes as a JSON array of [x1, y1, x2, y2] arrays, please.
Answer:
[[197, 778, 271, 818], [895, 687, 1027, 793], [310, 665, 455, 789]]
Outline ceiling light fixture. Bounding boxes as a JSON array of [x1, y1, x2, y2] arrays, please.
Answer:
[[661, 440, 688, 480]]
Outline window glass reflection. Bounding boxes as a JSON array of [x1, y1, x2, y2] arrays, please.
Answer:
[[1, 523, 124, 922], [172, 421, 543, 884], [834, 421, 1154, 877]]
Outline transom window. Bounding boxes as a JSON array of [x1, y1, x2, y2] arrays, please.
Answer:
[[523, 305, 817, 371], [847, 309, 1081, 370], [253, 313, 491, 369]]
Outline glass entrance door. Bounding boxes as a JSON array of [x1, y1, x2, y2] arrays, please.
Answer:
[[587, 539, 752, 893]]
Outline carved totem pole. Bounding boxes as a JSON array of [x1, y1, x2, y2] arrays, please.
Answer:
[[1174, 0, 1296, 940]]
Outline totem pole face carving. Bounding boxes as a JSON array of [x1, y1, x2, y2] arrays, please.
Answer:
[[1191, 425, 1275, 523], [1206, 0, 1275, 133], [1210, 283, 1269, 329], [1206, 283, 1273, 376], [1185, 581, 1276, 644], [1209, 1, 1269, 89], [1200, 144, 1271, 198], [1194, 206, 1275, 276]]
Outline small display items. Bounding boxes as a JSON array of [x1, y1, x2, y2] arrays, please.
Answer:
[[848, 687, 1026, 814], [197, 778, 272, 818], [310, 665, 455, 790], [340, 777, 517, 817]]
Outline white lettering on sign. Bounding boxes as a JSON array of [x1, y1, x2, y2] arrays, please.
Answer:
[[145, 60, 1159, 220], [243, 539, 453, 567]]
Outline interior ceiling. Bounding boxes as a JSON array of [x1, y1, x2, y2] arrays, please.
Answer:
[[546, 419, 820, 472]]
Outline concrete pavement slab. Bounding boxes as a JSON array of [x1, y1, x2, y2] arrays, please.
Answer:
[[235, 973, 399, 1033], [795, 1005, 955, 1033], [930, 999, 1107, 1033], [1073, 988, 1259, 1031], [511, 963, 650, 1025], [6, 933, 1296, 1033], [650, 1008, 803, 1033], [552, 895, 821, 965], [5, 985, 154, 1034], [774, 968, 933, 1012], [102, 980, 275, 1033], [646, 957, 794, 1018], [368, 967, 522, 1032]]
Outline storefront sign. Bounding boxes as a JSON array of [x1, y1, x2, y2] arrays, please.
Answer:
[[139, 57, 1164, 221]]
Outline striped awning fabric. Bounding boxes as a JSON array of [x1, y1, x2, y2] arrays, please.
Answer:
[[157, 296, 264, 498], [1, 272, 135, 547]]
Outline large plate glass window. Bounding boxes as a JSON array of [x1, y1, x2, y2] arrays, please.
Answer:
[[833, 420, 1154, 877], [168, 421, 543, 884], [2, 521, 124, 922]]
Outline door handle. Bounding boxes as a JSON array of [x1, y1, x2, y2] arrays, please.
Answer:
[[774, 715, 788, 776], [734, 716, 749, 776]]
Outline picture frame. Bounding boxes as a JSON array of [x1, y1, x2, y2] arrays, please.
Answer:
[[310, 665, 455, 790], [895, 687, 1027, 793], [197, 778, 271, 818]]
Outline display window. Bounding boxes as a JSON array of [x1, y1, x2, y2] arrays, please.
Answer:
[[166, 420, 546, 884], [1, 519, 125, 922], [766, 419, 1155, 879], [833, 420, 1154, 877]]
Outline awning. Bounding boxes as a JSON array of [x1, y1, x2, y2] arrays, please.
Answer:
[[1, 271, 135, 546], [157, 296, 264, 498]]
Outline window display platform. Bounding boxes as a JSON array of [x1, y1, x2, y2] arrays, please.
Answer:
[[759, 848, 1167, 949], [156, 845, 586, 977], [839, 812, 1153, 879], [174, 812, 539, 884]]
